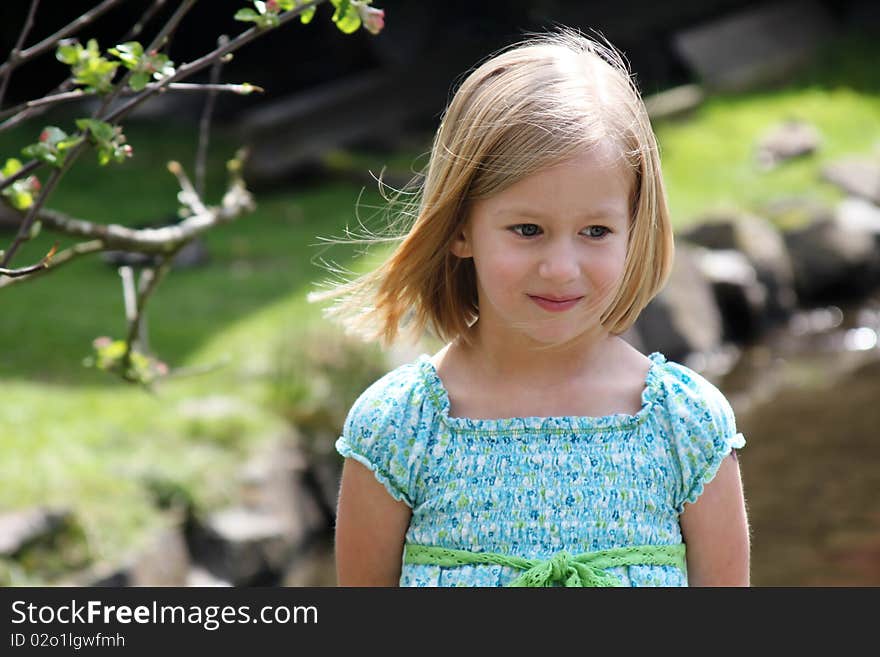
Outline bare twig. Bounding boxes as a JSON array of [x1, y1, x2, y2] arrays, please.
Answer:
[[195, 34, 229, 198], [0, 0, 42, 108], [0, 0, 129, 79], [0, 83, 262, 123], [0, 242, 56, 277], [121, 0, 170, 42], [168, 160, 208, 215], [0, 239, 104, 287], [120, 255, 172, 379]]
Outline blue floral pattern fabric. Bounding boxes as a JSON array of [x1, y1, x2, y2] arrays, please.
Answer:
[[335, 351, 745, 587]]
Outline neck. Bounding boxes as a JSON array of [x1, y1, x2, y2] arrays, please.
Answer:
[[459, 320, 618, 387]]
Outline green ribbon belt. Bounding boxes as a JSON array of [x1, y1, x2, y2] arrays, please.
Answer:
[[404, 542, 687, 587]]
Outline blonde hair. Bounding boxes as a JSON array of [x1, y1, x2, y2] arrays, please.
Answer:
[[310, 28, 674, 345]]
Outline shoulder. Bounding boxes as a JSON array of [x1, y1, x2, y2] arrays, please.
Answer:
[[647, 354, 746, 511], [650, 355, 738, 433], [343, 356, 439, 439], [337, 357, 439, 508]]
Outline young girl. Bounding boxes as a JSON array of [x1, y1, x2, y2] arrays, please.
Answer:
[[317, 29, 750, 587]]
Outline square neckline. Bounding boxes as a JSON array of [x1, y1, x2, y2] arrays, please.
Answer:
[[416, 351, 668, 434]]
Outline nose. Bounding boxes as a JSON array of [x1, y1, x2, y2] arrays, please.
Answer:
[[537, 240, 579, 283]]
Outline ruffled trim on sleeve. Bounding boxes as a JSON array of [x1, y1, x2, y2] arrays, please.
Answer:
[[336, 436, 414, 508], [677, 431, 746, 513]]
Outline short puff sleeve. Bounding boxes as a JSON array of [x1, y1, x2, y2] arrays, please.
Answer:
[[334, 364, 433, 509], [660, 361, 746, 513]]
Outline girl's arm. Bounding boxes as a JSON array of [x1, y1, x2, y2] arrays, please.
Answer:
[[679, 452, 750, 586], [335, 458, 413, 586]]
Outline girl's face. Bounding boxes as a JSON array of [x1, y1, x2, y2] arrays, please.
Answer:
[[452, 145, 632, 348]]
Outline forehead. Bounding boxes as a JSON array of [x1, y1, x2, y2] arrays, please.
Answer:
[[476, 146, 633, 224]]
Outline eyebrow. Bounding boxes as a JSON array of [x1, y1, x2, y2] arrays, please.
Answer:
[[493, 206, 627, 223]]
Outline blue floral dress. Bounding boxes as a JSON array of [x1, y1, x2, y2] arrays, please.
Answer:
[[335, 351, 745, 587]]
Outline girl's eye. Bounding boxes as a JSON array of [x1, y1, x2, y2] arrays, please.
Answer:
[[510, 224, 541, 237], [583, 226, 610, 239]]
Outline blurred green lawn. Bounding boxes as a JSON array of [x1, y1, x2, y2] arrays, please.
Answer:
[[1, 33, 877, 583]]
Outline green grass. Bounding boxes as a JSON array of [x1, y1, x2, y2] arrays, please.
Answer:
[[655, 33, 880, 225]]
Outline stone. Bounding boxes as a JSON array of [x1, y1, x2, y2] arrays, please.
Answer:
[[672, 0, 834, 91], [695, 249, 769, 343], [756, 120, 821, 170], [822, 159, 880, 205], [681, 213, 798, 326], [783, 201, 880, 304], [632, 243, 724, 362], [0, 507, 71, 558]]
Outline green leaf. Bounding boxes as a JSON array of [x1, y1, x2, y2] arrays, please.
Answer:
[[2, 158, 23, 177], [234, 8, 260, 21], [8, 188, 33, 210], [130, 71, 150, 91], [56, 136, 85, 153], [108, 41, 144, 69], [300, 5, 316, 23], [28, 221, 41, 239], [331, 0, 361, 34], [76, 118, 114, 142], [56, 42, 80, 65]]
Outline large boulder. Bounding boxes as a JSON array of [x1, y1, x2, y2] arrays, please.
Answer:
[[631, 242, 724, 362], [681, 213, 798, 332], [783, 197, 880, 305], [821, 159, 880, 205]]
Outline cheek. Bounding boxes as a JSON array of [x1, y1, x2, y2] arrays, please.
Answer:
[[473, 247, 529, 289]]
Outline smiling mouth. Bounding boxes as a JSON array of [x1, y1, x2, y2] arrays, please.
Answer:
[[528, 294, 584, 312]]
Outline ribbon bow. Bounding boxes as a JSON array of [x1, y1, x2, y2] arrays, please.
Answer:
[[403, 542, 687, 587], [507, 550, 624, 587]]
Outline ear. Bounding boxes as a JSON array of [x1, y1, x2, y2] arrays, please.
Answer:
[[450, 226, 472, 259]]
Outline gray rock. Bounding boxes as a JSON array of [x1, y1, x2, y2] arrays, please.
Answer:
[[0, 507, 71, 558], [756, 120, 821, 170], [642, 84, 704, 121], [189, 506, 295, 586], [186, 437, 329, 585], [632, 243, 724, 362], [129, 522, 191, 586], [681, 213, 798, 326], [695, 249, 769, 343], [822, 159, 880, 205], [783, 201, 880, 304], [672, 0, 834, 91]]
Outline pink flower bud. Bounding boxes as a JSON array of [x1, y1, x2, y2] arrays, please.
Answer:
[[156, 362, 169, 376], [266, 0, 280, 12], [122, 144, 133, 157], [358, 5, 385, 35], [93, 336, 112, 349], [29, 177, 41, 192], [39, 130, 50, 142]]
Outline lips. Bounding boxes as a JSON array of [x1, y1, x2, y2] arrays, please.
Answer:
[[528, 294, 584, 312]]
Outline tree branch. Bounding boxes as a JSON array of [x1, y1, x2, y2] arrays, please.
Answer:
[[95, 0, 201, 119], [0, 82, 261, 124], [121, 0, 170, 42], [0, 240, 104, 287], [0, 0, 130, 79], [103, 0, 326, 125], [0, 0, 42, 108], [195, 34, 228, 199]]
